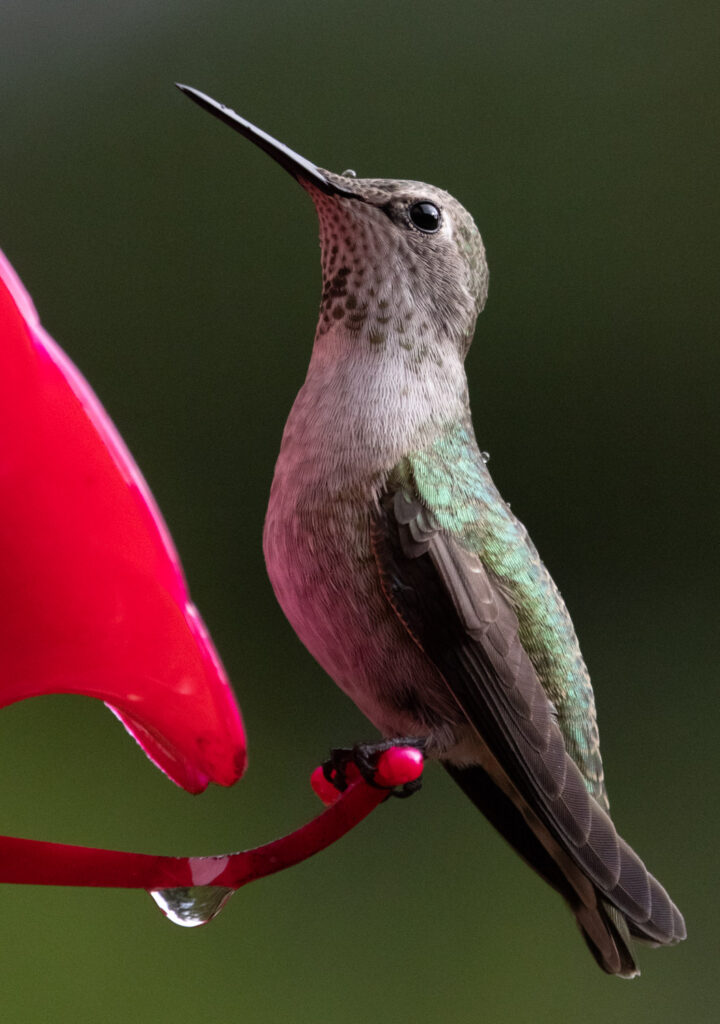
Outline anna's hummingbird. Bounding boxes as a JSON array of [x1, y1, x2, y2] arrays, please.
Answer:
[[178, 85, 685, 977]]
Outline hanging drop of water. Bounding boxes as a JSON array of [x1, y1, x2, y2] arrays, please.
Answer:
[[480, 451, 490, 464], [341, 168, 357, 178], [149, 885, 235, 927]]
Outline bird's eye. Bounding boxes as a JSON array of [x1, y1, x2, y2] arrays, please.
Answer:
[[409, 201, 441, 233]]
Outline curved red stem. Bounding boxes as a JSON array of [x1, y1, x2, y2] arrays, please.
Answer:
[[0, 751, 422, 893]]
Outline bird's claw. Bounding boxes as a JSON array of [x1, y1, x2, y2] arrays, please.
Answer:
[[321, 738, 426, 799]]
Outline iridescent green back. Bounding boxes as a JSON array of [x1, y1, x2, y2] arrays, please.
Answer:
[[395, 419, 608, 809]]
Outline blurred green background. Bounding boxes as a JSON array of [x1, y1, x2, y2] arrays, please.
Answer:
[[0, 1, 717, 1021]]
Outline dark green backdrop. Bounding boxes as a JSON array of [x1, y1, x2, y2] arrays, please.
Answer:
[[1, 2, 716, 1021]]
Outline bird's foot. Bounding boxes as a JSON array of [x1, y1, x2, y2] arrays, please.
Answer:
[[322, 738, 427, 799]]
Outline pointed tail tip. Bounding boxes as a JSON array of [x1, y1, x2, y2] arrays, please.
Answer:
[[576, 901, 641, 978], [582, 891, 686, 977]]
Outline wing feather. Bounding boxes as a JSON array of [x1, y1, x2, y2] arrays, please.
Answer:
[[371, 487, 685, 955]]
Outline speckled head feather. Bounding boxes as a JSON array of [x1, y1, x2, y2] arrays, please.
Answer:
[[305, 172, 488, 358], [175, 84, 488, 360]]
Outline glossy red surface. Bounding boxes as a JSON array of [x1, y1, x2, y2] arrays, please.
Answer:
[[374, 746, 425, 787], [0, 748, 424, 891], [0, 249, 246, 792]]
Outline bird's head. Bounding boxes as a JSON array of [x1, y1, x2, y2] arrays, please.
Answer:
[[177, 85, 488, 361]]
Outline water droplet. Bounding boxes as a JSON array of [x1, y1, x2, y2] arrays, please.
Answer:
[[341, 168, 357, 178], [480, 451, 490, 464], [149, 885, 234, 927]]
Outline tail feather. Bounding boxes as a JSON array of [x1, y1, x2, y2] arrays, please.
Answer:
[[443, 761, 684, 976], [576, 901, 638, 978]]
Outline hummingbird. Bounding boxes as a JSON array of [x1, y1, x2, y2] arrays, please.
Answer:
[[177, 84, 686, 977]]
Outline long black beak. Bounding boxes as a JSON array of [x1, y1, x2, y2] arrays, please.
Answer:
[[176, 84, 358, 199]]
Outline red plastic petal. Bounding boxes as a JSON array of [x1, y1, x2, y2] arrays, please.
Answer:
[[0, 249, 246, 792]]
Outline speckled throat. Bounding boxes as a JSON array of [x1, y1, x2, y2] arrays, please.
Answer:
[[306, 174, 487, 361]]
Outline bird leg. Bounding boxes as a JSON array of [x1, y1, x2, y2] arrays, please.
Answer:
[[322, 737, 427, 799]]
